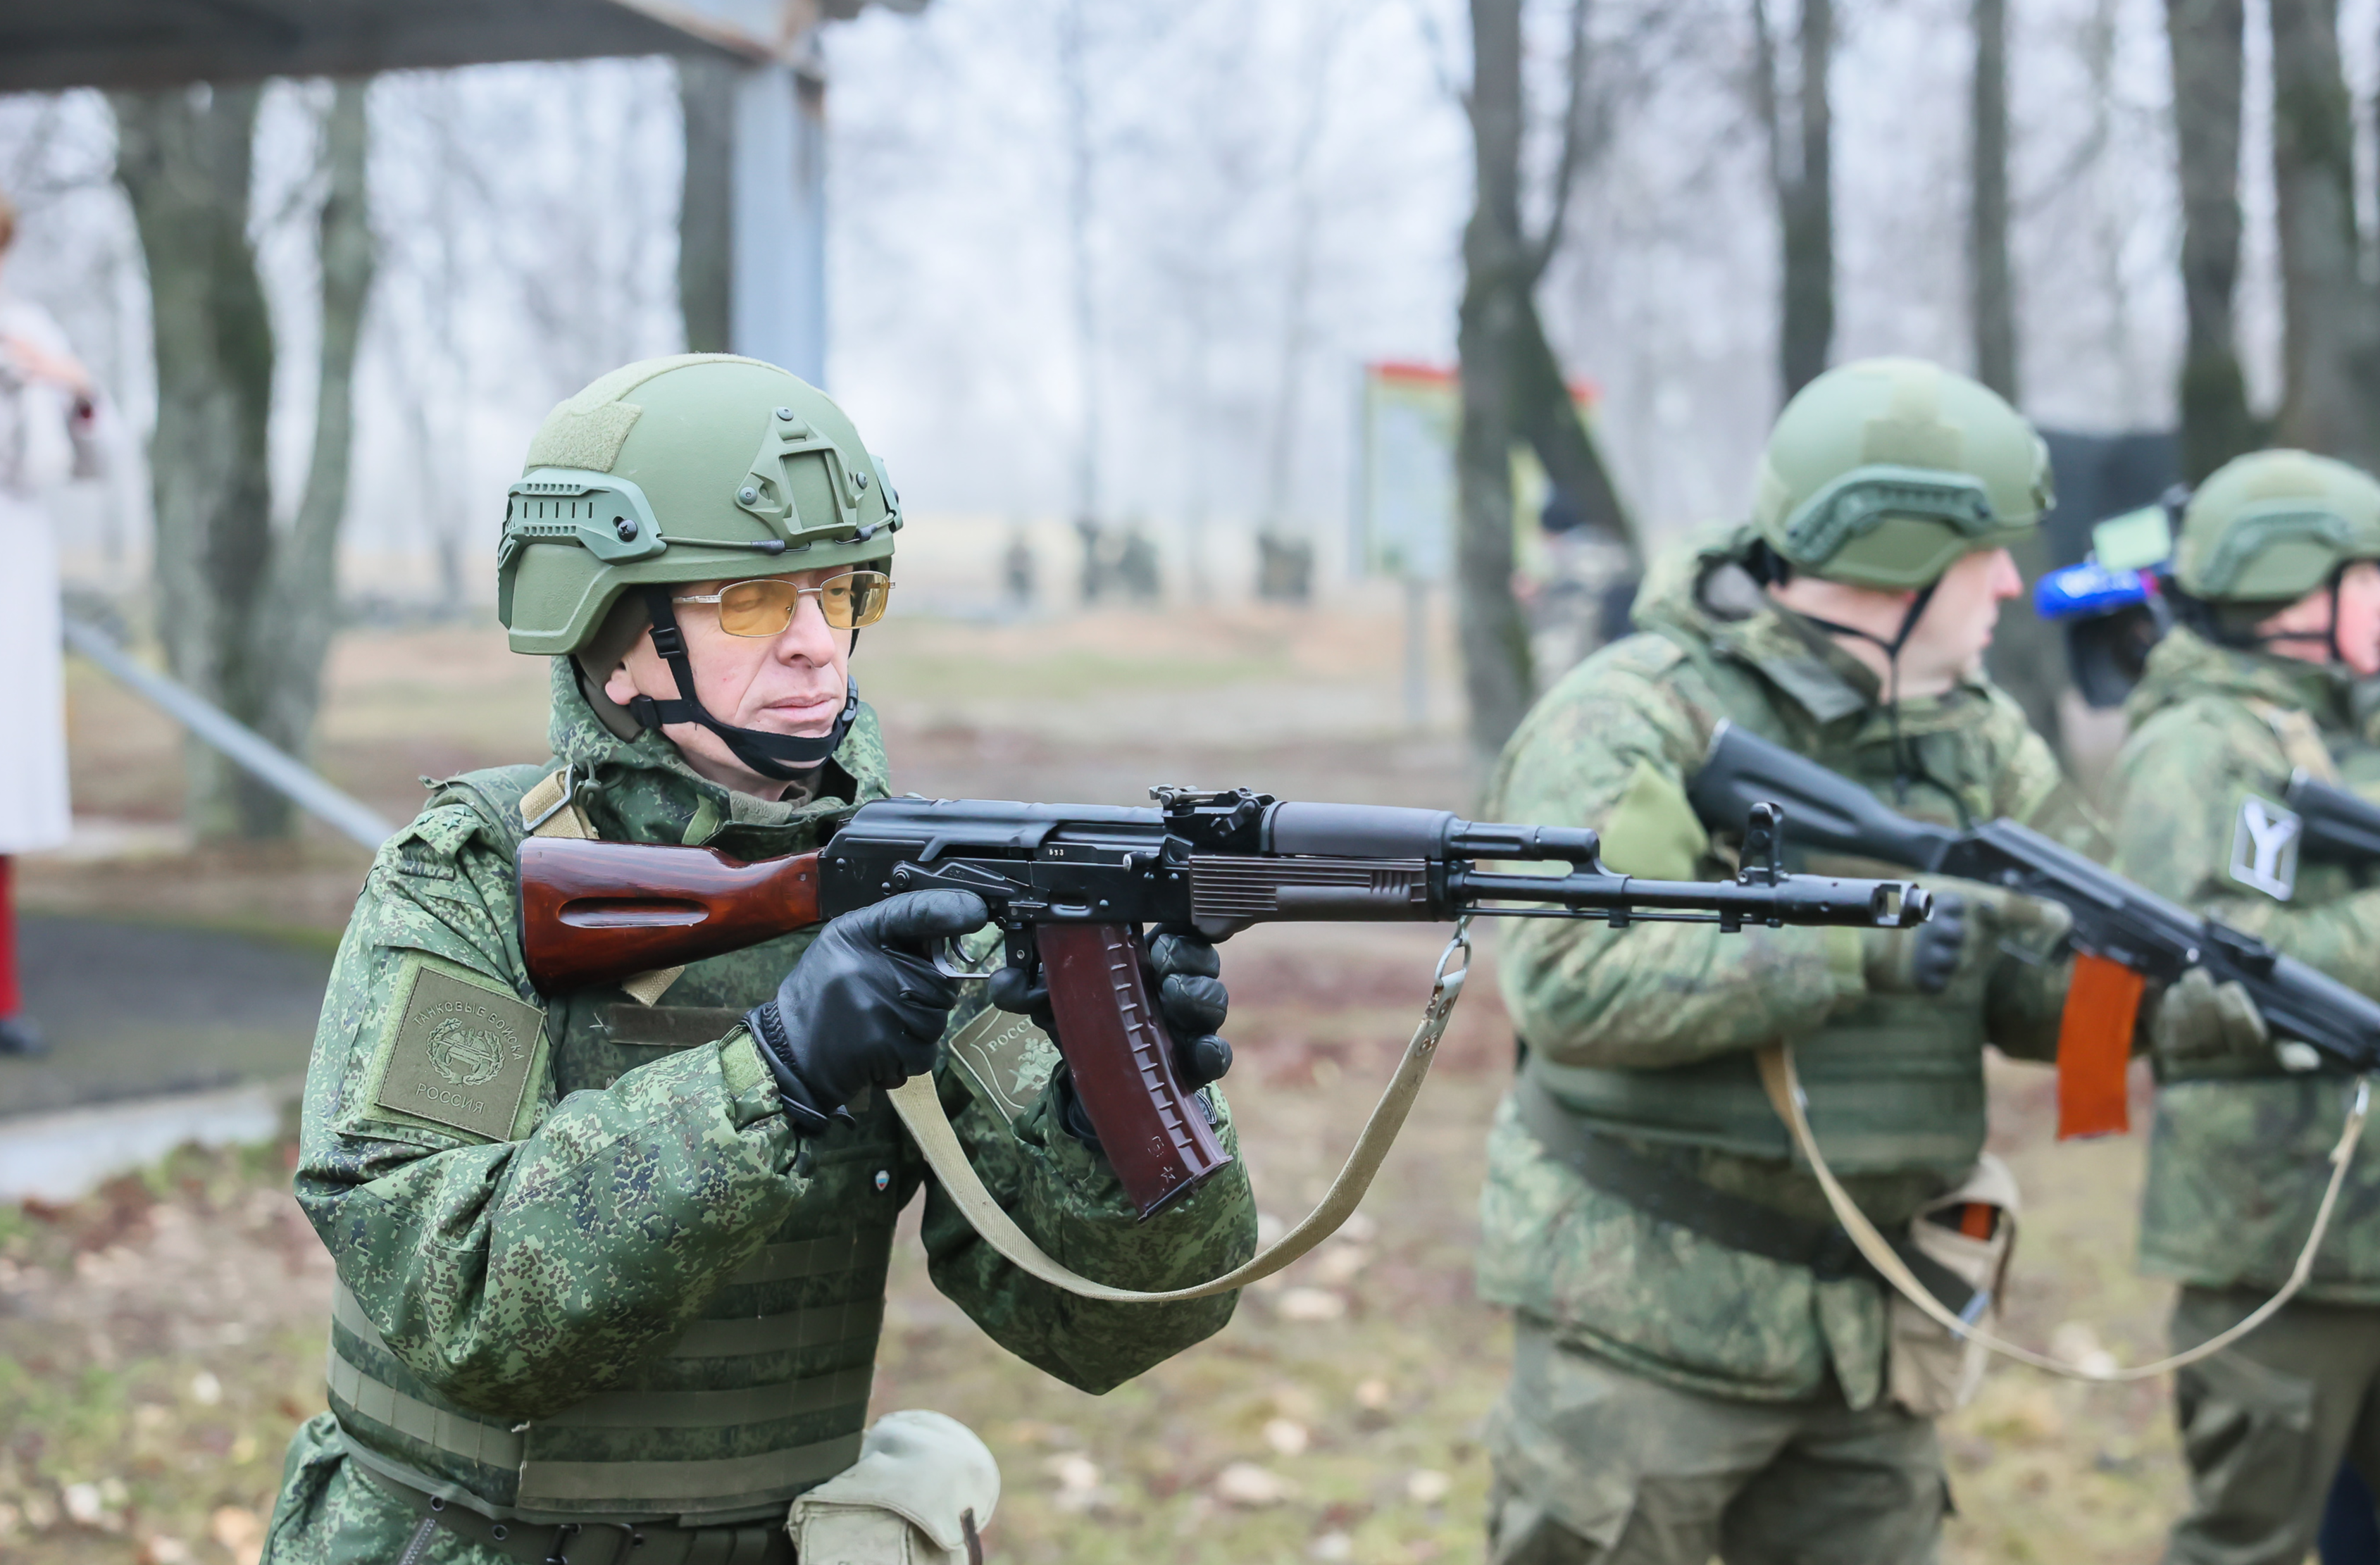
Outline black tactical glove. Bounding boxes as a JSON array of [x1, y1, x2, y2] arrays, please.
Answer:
[[1146, 929, 1235, 1086], [746, 890, 990, 1134], [1862, 890, 1969, 995], [987, 923, 1233, 1147]]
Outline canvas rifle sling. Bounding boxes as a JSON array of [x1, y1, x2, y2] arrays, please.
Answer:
[[1758, 1042, 2371, 1380], [887, 921, 1475, 1303]]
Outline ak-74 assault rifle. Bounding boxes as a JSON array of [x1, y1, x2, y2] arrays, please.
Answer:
[[1688, 723, 2380, 1135], [519, 787, 1931, 1216]]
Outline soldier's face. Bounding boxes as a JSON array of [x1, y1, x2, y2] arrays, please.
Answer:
[[1899, 546, 2024, 690], [601, 568, 854, 797], [2262, 559, 2380, 675], [1773, 546, 2021, 699], [2339, 562, 2380, 676]]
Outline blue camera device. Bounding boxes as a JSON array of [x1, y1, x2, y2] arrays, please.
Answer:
[[2034, 497, 2180, 707]]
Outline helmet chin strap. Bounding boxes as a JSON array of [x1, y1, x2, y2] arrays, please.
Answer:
[[2200, 568, 2350, 663], [625, 585, 859, 782], [1782, 580, 1966, 816], [2255, 573, 2348, 664]]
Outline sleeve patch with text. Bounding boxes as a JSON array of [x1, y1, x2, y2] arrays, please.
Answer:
[[375, 966, 544, 1139], [945, 1005, 1061, 1126]]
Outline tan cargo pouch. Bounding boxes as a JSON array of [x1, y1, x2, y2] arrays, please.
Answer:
[[1885, 1154, 2019, 1416], [786, 1411, 997, 1565]]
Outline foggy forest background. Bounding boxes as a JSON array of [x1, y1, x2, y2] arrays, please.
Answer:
[[0, 0, 2255, 605]]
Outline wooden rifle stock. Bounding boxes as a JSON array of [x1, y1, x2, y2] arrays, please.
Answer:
[[519, 836, 821, 992]]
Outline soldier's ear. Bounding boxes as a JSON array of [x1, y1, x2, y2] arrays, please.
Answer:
[[572, 644, 653, 743], [580, 592, 656, 705], [601, 658, 640, 706]]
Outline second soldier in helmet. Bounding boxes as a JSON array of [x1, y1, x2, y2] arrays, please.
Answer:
[[1474, 358, 2098, 1563]]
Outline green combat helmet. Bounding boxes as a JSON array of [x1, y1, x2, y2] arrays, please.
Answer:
[[497, 354, 902, 778], [1750, 356, 2052, 591], [2174, 449, 2380, 608]]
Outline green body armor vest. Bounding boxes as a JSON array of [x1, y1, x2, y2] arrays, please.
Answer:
[[1535, 617, 1998, 1183], [327, 1000, 907, 1526], [1531, 996, 1988, 1177], [323, 762, 905, 1527]]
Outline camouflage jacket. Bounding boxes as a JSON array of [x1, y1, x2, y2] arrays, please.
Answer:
[[276, 661, 1254, 1538], [1474, 532, 2098, 1409], [2110, 627, 2380, 1299]]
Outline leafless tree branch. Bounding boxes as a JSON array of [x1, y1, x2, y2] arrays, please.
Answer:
[[1526, 0, 1595, 282]]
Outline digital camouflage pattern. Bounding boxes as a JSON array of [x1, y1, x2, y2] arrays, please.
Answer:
[[1475, 530, 2098, 1411], [1483, 1318, 1945, 1564], [2107, 625, 2380, 1300], [261, 659, 1257, 1564]]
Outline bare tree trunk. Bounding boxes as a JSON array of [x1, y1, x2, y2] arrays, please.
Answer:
[[112, 85, 277, 842], [1456, 0, 1538, 762], [2167, 0, 2255, 481], [1755, 0, 1835, 397], [1454, 0, 1625, 762], [2269, 0, 2380, 467], [1257, 8, 1344, 600], [1966, 0, 2064, 749], [1514, 292, 1637, 567], [251, 81, 375, 837], [115, 83, 375, 842], [679, 56, 736, 355], [1970, 0, 2017, 399], [1060, 0, 1102, 531]]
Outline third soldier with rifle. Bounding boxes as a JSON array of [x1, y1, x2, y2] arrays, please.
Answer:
[[2103, 449, 2380, 1565], [1473, 357, 2108, 1564]]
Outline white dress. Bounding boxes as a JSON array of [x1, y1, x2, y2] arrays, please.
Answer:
[[0, 294, 103, 855]]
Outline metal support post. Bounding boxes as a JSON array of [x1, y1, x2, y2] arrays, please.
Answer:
[[61, 619, 395, 851], [729, 62, 828, 384]]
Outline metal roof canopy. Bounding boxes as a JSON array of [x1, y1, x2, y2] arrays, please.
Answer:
[[0, 0, 871, 383], [0, 1, 824, 93]]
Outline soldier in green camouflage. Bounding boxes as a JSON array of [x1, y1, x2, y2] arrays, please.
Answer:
[[2102, 449, 2380, 1565], [257, 355, 1257, 1565], [1474, 358, 2101, 1564]]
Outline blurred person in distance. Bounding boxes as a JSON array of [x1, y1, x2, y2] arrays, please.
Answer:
[[0, 183, 108, 1059]]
